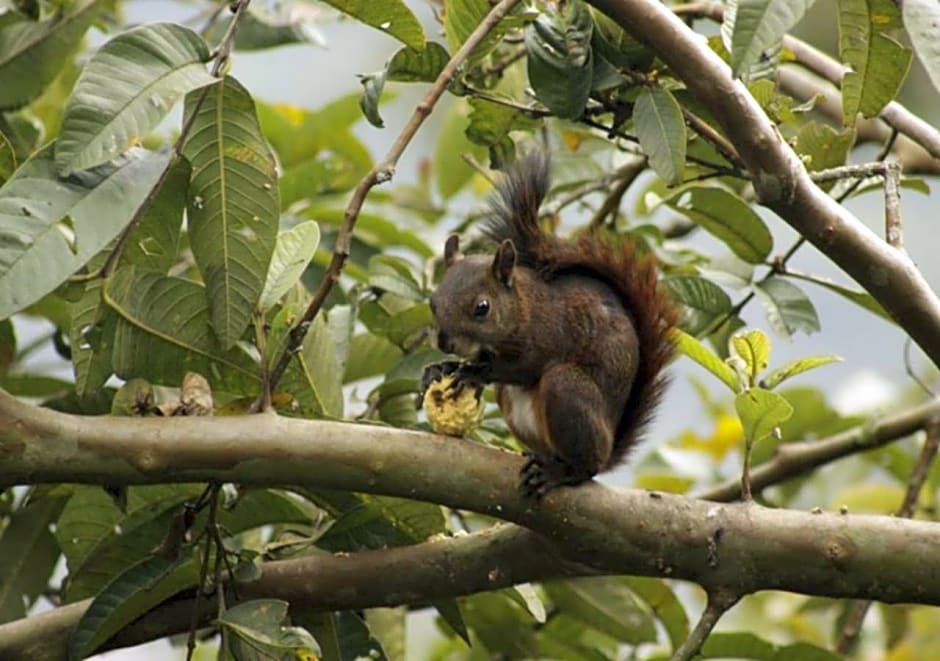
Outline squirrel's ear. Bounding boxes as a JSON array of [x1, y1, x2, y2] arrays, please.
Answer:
[[492, 239, 516, 288], [444, 234, 462, 267]]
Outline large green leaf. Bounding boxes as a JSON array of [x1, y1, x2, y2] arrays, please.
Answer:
[[623, 577, 689, 652], [0, 492, 67, 621], [120, 155, 190, 273], [219, 599, 321, 661], [752, 276, 820, 337], [525, 1, 594, 119], [104, 267, 260, 394], [70, 279, 116, 398], [69, 554, 199, 660], [903, 0, 940, 96], [259, 221, 320, 312], [665, 275, 732, 336], [444, 0, 512, 63], [182, 76, 280, 348], [785, 270, 892, 321], [794, 121, 855, 173], [0, 0, 104, 110], [0, 145, 171, 321], [665, 185, 772, 263], [434, 100, 487, 199], [322, 0, 424, 50], [722, 0, 816, 76], [280, 305, 353, 417], [763, 354, 842, 390], [204, 5, 320, 51], [343, 333, 402, 383], [465, 97, 540, 152], [55, 23, 213, 174], [839, 0, 912, 123], [544, 577, 657, 645], [634, 87, 686, 186], [55, 484, 202, 601]]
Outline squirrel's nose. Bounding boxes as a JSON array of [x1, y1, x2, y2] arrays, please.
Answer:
[[437, 331, 454, 354]]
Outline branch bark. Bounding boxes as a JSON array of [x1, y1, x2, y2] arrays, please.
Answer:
[[585, 0, 940, 371], [0, 525, 576, 659], [3, 389, 940, 607]]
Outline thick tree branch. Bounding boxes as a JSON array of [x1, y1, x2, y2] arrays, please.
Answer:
[[586, 0, 940, 370], [0, 525, 577, 659], [3, 390, 940, 610]]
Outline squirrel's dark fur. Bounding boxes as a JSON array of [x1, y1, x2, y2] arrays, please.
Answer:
[[429, 152, 677, 496]]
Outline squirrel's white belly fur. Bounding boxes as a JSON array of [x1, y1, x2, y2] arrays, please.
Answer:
[[500, 384, 552, 456]]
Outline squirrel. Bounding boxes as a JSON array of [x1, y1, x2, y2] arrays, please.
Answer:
[[427, 151, 678, 497]]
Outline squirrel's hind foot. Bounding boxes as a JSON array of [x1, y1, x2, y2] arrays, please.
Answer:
[[518, 454, 594, 499]]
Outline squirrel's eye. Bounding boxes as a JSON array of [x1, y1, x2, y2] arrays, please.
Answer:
[[473, 299, 490, 318]]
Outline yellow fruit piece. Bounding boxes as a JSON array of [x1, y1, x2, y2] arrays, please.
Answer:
[[423, 373, 485, 437]]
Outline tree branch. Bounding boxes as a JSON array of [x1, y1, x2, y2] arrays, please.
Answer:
[[671, 589, 740, 661], [4, 389, 940, 608], [699, 398, 940, 501], [0, 525, 580, 659], [585, 0, 940, 372]]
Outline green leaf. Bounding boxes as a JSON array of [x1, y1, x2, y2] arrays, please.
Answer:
[[623, 577, 689, 652], [735, 387, 793, 443], [343, 333, 402, 383], [665, 275, 732, 336], [182, 76, 280, 348], [0, 145, 171, 321], [0, 0, 104, 110], [665, 186, 772, 263], [281, 305, 352, 417], [762, 354, 842, 390], [700, 631, 775, 659], [388, 41, 450, 82], [752, 276, 820, 337], [794, 121, 855, 172], [0, 129, 15, 185], [543, 577, 657, 644], [903, 0, 940, 96], [785, 270, 892, 321], [358, 70, 386, 128], [218, 599, 321, 661], [673, 328, 740, 392], [432, 600, 471, 646], [839, 0, 913, 123], [321, 0, 424, 50], [444, 0, 512, 63], [729, 328, 771, 384], [0, 493, 67, 621], [634, 87, 686, 186], [309, 490, 446, 551], [525, 1, 593, 119], [368, 255, 423, 301], [69, 554, 198, 660], [259, 221, 320, 312], [104, 267, 260, 394], [434, 99, 487, 199], [589, 8, 653, 70], [70, 279, 116, 398], [205, 5, 320, 51], [55, 23, 213, 173], [465, 97, 540, 149], [121, 155, 189, 273], [722, 0, 816, 77], [55, 484, 202, 601], [303, 207, 432, 258]]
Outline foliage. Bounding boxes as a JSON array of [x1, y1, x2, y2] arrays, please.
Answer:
[[0, 0, 937, 659]]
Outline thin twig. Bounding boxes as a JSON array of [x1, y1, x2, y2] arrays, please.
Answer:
[[835, 419, 940, 654], [683, 108, 744, 170], [883, 161, 903, 249], [460, 152, 497, 186], [904, 338, 936, 397], [588, 157, 646, 228], [186, 484, 220, 661], [261, 0, 524, 406], [462, 84, 552, 118], [99, 0, 253, 280], [699, 399, 940, 502], [671, 588, 740, 661]]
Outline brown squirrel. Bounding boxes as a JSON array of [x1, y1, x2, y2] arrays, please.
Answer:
[[428, 152, 678, 497]]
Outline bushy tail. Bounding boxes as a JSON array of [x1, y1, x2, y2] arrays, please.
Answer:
[[483, 151, 678, 463]]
